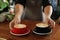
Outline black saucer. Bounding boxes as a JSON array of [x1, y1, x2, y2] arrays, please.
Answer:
[[33, 26, 52, 35]]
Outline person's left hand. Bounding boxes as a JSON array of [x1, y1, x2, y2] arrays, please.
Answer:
[[43, 17, 55, 28], [48, 18, 55, 28]]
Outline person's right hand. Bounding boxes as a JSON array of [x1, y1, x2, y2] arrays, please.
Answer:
[[9, 16, 21, 30]]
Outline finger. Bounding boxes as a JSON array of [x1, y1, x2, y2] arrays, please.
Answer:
[[9, 21, 13, 30], [15, 20, 21, 25], [14, 21, 17, 25], [50, 19, 55, 27], [9, 20, 14, 30], [49, 19, 55, 28], [17, 20, 21, 24]]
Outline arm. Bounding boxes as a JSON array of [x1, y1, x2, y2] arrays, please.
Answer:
[[43, 5, 53, 24], [9, 0, 26, 28], [14, 4, 24, 19], [43, 0, 55, 27], [14, 0, 26, 19]]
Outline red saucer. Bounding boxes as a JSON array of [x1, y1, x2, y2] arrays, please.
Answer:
[[10, 29, 30, 36]]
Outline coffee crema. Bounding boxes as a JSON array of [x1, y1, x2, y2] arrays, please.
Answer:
[[36, 23, 48, 28], [14, 24, 26, 28]]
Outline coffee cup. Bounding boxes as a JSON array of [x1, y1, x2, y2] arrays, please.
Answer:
[[9, 24, 30, 36], [33, 23, 52, 35]]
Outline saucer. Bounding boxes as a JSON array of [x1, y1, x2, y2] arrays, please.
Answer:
[[33, 26, 52, 35], [10, 30, 30, 36], [33, 29, 52, 35]]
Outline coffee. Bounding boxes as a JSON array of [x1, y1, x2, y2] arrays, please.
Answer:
[[36, 23, 48, 28], [14, 24, 26, 28]]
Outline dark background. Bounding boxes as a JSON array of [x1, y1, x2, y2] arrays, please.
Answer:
[[51, 0, 60, 20]]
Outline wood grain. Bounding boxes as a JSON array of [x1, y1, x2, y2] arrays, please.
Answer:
[[0, 20, 60, 40]]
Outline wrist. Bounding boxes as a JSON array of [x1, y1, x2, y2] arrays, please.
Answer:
[[15, 14, 21, 19]]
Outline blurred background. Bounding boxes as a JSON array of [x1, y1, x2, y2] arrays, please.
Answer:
[[51, 0, 60, 20], [0, 0, 60, 23]]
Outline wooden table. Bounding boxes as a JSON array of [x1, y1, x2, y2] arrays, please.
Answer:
[[0, 20, 60, 40]]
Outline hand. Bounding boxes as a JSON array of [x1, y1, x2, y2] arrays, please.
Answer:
[[48, 18, 55, 28], [43, 18, 55, 28], [9, 16, 21, 30]]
